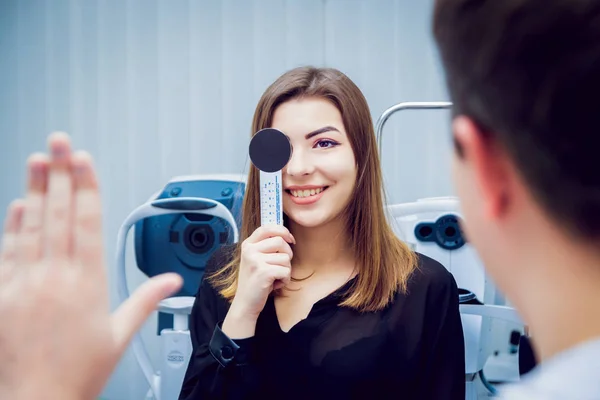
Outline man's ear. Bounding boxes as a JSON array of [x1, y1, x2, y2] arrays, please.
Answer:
[[452, 116, 510, 220]]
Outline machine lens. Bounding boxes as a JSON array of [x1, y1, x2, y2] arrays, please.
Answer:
[[418, 225, 433, 238], [191, 230, 208, 248], [184, 224, 215, 254]]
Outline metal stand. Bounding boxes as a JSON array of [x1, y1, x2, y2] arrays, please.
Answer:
[[375, 101, 452, 156]]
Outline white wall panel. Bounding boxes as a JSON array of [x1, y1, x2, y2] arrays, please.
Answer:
[[0, 1, 455, 398]]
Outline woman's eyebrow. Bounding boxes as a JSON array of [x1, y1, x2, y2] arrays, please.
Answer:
[[305, 126, 340, 139]]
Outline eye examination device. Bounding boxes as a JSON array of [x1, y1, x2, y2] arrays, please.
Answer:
[[379, 102, 527, 399], [248, 128, 292, 226], [115, 175, 245, 400]]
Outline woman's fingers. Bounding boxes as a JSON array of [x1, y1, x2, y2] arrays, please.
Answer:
[[254, 236, 293, 259], [246, 224, 295, 245], [263, 252, 292, 267], [266, 265, 292, 286]]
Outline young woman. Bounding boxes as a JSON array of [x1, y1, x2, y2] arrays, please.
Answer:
[[179, 67, 465, 399]]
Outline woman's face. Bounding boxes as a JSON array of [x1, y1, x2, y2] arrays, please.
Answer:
[[270, 96, 357, 229]]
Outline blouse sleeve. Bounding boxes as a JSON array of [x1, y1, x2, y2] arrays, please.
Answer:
[[178, 246, 260, 400], [421, 265, 466, 399]]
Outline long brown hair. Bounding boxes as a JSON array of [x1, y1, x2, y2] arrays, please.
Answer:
[[208, 66, 418, 312]]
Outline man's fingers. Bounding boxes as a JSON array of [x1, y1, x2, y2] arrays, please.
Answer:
[[0, 199, 26, 265], [43, 132, 74, 260], [17, 153, 49, 263], [111, 273, 183, 353], [72, 151, 104, 267]]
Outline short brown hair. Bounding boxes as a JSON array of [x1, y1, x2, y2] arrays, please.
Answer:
[[433, 0, 600, 239], [208, 66, 418, 312]]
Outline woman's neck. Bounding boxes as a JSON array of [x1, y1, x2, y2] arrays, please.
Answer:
[[287, 216, 355, 276]]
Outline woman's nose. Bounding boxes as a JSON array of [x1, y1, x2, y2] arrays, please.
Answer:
[[284, 150, 314, 176]]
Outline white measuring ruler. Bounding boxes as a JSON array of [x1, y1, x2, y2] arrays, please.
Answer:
[[259, 170, 283, 226], [249, 128, 291, 227]]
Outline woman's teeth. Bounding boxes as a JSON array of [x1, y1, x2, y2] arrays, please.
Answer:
[[290, 187, 326, 198]]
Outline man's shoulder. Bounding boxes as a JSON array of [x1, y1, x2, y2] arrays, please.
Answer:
[[497, 337, 600, 400]]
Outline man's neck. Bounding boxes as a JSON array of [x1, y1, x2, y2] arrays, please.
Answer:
[[507, 236, 600, 363], [287, 217, 355, 276]]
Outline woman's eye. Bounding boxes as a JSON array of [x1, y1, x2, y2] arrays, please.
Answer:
[[315, 139, 338, 149]]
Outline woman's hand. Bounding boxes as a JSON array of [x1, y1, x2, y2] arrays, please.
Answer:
[[221, 225, 295, 339]]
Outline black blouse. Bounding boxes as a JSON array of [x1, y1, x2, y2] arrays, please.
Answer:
[[179, 245, 466, 400]]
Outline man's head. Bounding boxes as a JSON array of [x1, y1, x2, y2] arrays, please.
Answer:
[[432, 0, 600, 293]]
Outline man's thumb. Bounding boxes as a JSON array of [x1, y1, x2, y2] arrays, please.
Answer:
[[111, 273, 183, 353]]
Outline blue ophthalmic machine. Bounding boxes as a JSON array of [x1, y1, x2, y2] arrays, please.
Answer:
[[116, 174, 246, 400]]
